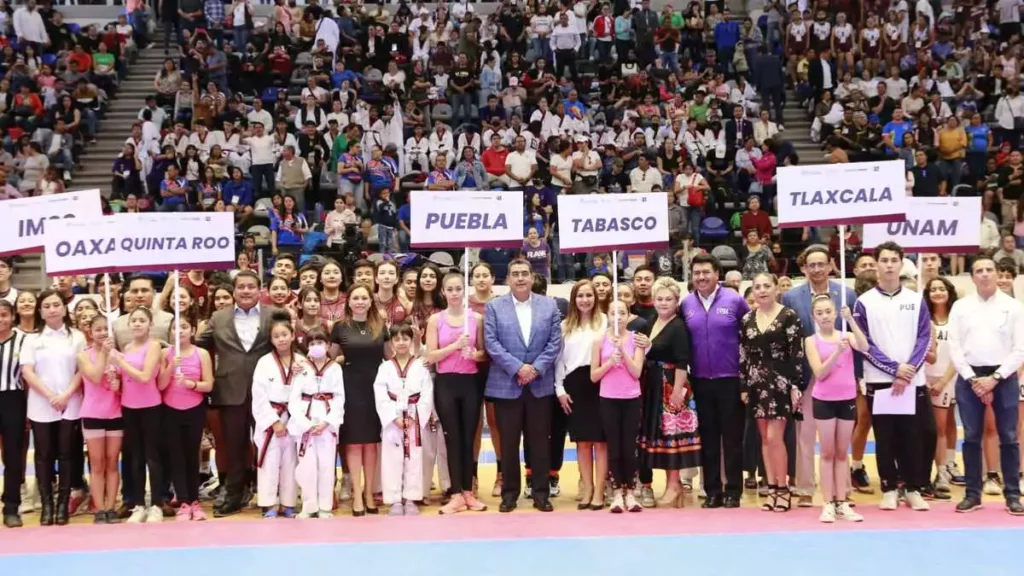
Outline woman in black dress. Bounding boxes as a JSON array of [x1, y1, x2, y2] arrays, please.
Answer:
[[638, 277, 700, 508], [739, 272, 805, 512], [331, 283, 390, 516]]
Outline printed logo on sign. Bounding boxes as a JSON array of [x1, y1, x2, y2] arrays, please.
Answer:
[[19, 214, 75, 238], [424, 213, 507, 230], [886, 220, 957, 236], [788, 188, 893, 207]]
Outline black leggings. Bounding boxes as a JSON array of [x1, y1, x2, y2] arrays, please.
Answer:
[[164, 403, 207, 503], [0, 391, 27, 515], [123, 406, 165, 506], [434, 373, 482, 493], [600, 397, 642, 488], [30, 419, 76, 504]]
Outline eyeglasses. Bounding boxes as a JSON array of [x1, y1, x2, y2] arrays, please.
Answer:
[[804, 262, 829, 270]]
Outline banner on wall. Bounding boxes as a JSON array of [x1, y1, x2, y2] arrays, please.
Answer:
[[557, 193, 670, 253], [776, 160, 908, 228], [410, 190, 524, 248], [862, 197, 982, 253], [0, 189, 103, 256], [44, 213, 236, 276]]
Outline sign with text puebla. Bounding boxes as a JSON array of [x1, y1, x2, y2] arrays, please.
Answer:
[[862, 196, 981, 253], [44, 212, 237, 276], [556, 193, 670, 253], [776, 160, 908, 228], [410, 190, 524, 249], [0, 189, 102, 256]]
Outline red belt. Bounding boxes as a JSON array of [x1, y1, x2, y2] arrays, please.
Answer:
[[299, 393, 335, 457], [389, 392, 421, 459], [257, 402, 288, 468]]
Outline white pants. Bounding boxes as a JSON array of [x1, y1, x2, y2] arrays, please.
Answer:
[[295, 433, 336, 514], [381, 441, 424, 504], [422, 422, 450, 495], [256, 433, 298, 508]]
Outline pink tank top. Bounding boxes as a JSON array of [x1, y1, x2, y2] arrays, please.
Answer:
[[599, 332, 641, 399], [162, 347, 205, 411], [436, 310, 478, 375], [119, 340, 162, 409], [811, 333, 857, 402], [79, 348, 122, 420]]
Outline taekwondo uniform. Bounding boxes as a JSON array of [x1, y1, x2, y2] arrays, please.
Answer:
[[288, 360, 345, 517], [252, 351, 300, 509], [374, 357, 434, 505]]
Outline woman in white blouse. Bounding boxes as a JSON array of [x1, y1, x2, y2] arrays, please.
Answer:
[[555, 279, 608, 511], [753, 109, 780, 146], [20, 290, 86, 526]]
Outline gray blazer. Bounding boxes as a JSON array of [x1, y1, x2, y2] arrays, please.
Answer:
[[782, 280, 858, 387], [195, 305, 279, 407], [483, 293, 562, 400]]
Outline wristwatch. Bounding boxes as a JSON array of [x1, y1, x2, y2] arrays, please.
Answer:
[[993, 372, 1004, 383]]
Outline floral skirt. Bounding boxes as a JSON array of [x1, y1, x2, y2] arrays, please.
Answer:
[[638, 361, 702, 471]]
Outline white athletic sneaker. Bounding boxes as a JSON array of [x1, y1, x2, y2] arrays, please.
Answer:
[[836, 501, 864, 522], [126, 505, 148, 524], [145, 505, 164, 523], [318, 511, 333, 519], [297, 511, 316, 519], [934, 466, 952, 492], [819, 502, 836, 523], [984, 477, 1002, 496], [609, 492, 624, 513], [905, 491, 930, 511], [879, 491, 899, 510]]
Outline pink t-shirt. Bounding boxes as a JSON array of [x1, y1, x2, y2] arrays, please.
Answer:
[[811, 333, 857, 402], [118, 341, 162, 409], [79, 348, 122, 420], [162, 347, 205, 411], [599, 332, 641, 399], [436, 311, 478, 375]]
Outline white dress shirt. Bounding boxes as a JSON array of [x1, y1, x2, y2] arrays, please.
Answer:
[[234, 304, 261, 352], [514, 296, 532, 347], [698, 287, 719, 312], [948, 290, 1024, 380], [21, 325, 86, 422]]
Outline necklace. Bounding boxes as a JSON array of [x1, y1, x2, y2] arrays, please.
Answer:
[[354, 320, 367, 335]]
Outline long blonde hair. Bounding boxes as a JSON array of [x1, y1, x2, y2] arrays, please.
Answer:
[[563, 279, 605, 335]]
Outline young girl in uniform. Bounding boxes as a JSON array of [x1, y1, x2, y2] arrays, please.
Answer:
[[159, 313, 214, 521], [375, 321, 434, 516], [21, 290, 85, 526], [860, 15, 882, 78], [426, 273, 487, 514], [319, 259, 348, 330], [252, 311, 301, 518], [592, 299, 644, 514], [804, 296, 867, 523], [375, 260, 411, 328], [926, 277, 959, 492], [289, 328, 345, 519], [110, 306, 166, 524], [832, 12, 855, 79], [295, 287, 325, 355], [76, 315, 123, 524]]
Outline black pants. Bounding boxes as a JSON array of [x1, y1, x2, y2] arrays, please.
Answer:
[[162, 16, 181, 52], [218, 401, 253, 507], [0, 391, 27, 515], [30, 419, 75, 507], [70, 421, 86, 491], [164, 403, 207, 503], [554, 48, 578, 81], [121, 432, 135, 505], [761, 86, 785, 126], [524, 396, 567, 478], [434, 373, 482, 494], [494, 392, 552, 502], [123, 406, 166, 507], [600, 397, 642, 488], [692, 377, 745, 498], [866, 384, 933, 493]]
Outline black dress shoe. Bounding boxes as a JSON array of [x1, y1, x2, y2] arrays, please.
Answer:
[[3, 514, 22, 528], [702, 494, 724, 509], [498, 499, 517, 513], [955, 496, 983, 513], [366, 506, 379, 515], [723, 495, 741, 508], [214, 501, 243, 518], [533, 497, 554, 512], [1007, 500, 1024, 516], [40, 502, 54, 526]]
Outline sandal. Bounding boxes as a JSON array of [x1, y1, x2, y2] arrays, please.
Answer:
[[774, 487, 792, 512], [761, 487, 777, 512]]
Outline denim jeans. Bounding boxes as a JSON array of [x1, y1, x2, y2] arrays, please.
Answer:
[[956, 373, 1022, 501], [687, 208, 702, 245], [130, 9, 149, 47], [250, 163, 275, 199], [530, 37, 551, 63], [159, 201, 187, 212], [377, 224, 395, 254], [938, 158, 963, 192], [449, 91, 474, 126], [233, 26, 249, 52], [397, 228, 410, 252], [659, 49, 680, 73]]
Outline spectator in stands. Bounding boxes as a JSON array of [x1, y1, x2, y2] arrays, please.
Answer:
[[159, 164, 189, 212], [740, 195, 772, 241], [276, 145, 312, 213], [994, 234, 1024, 270]]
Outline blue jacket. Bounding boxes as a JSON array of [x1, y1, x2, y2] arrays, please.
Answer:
[[782, 280, 859, 389], [483, 293, 562, 399], [680, 287, 750, 380]]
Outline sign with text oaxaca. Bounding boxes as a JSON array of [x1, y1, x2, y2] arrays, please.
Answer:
[[557, 193, 669, 253], [862, 196, 981, 253], [44, 212, 236, 276], [410, 190, 524, 248], [0, 189, 102, 256], [777, 160, 908, 228]]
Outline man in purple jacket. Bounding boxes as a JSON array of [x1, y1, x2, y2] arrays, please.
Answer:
[[680, 254, 751, 508]]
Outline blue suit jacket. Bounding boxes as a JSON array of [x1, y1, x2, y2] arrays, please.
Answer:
[[483, 293, 563, 400], [782, 280, 859, 388]]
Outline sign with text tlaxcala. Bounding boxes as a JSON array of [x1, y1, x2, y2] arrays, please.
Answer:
[[410, 190, 524, 249], [776, 160, 908, 228], [0, 189, 103, 257], [557, 193, 670, 253], [43, 212, 237, 276], [862, 196, 982, 253]]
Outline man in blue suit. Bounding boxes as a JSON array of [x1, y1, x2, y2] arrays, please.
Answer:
[[484, 258, 563, 513], [781, 246, 857, 507]]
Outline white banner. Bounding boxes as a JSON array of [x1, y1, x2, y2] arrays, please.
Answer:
[[862, 196, 982, 253], [0, 189, 102, 256], [557, 193, 670, 253], [410, 190, 524, 248], [777, 160, 908, 228], [44, 213, 236, 276]]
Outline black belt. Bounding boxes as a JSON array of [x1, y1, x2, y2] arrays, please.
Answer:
[[970, 365, 999, 377]]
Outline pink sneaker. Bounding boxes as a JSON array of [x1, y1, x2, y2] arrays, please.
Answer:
[[438, 493, 468, 515], [190, 502, 207, 521], [463, 492, 487, 512], [175, 504, 192, 522]]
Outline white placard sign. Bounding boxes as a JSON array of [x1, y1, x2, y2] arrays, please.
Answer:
[[777, 160, 908, 228], [862, 196, 982, 253], [557, 193, 670, 253], [410, 190, 524, 248], [44, 215, 124, 276], [0, 189, 102, 256]]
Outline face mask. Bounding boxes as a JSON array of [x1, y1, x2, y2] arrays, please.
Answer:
[[308, 343, 328, 359]]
